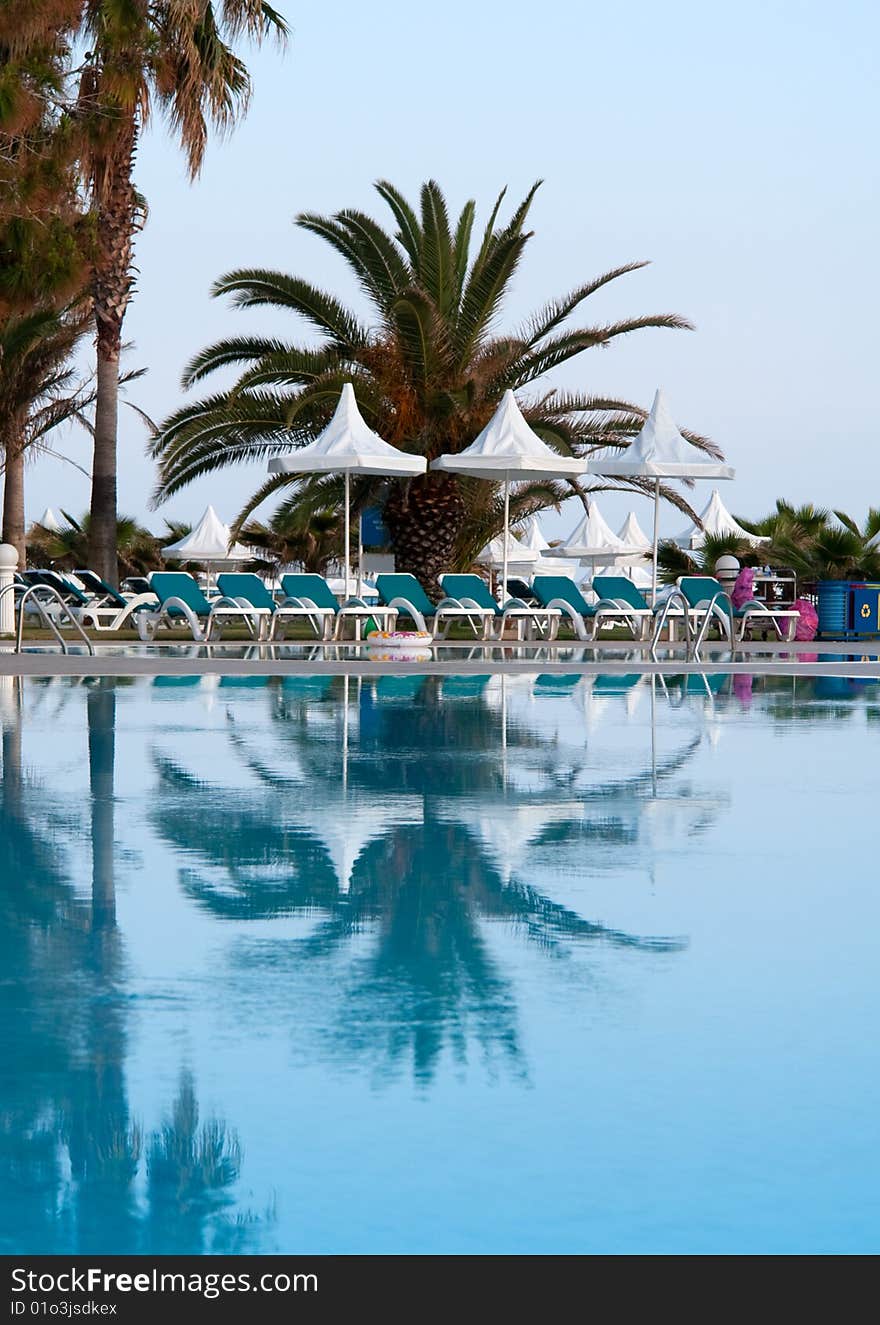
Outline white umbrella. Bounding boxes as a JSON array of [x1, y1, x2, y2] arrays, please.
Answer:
[[37, 507, 65, 533], [475, 530, 541, 577], [587, 388, 734, 600], [618, 511, 652, 550], [268, 383, 426, 598], [162, 505, 252, 578], [675, 488, 769, 550], [432, 390, 585, 596], [516, 516, 577, 579], [543, 499, 645, 570]]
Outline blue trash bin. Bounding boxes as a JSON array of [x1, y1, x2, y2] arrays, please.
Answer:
[[816, 580, 851, 638]]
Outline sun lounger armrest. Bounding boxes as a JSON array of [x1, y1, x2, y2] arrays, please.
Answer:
[[385, 596, 428, 633], [339, 596, 372, 610], [544, 596, 591, 641], [499, 597, 532, 612], [693, 590, 732, 616], [279, 595, 316, 611]]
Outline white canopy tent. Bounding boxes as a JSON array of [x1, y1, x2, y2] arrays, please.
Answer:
[[543, 499, 645, 572], [609, 511, 653, 587], [268, 383, 427, 597], [162, 504, 252, 572], [675, 488, 769, 550], [475, 530, 540, 576], [432, 390, 585, 594], [36, 507, 65, 533], [587, 388, 735, 599], [618, 511, 652, 550], [518, 515, 577, 579]]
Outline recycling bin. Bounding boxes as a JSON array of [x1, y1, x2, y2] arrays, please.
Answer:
[[851, 583, 880, 636]]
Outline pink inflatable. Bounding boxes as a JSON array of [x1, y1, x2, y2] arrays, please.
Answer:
[[793, 598, 818, 641]]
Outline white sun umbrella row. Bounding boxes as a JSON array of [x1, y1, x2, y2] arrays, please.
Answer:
[[265, 383, 732, 603]]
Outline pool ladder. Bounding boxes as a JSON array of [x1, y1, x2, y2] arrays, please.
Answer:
[[650, 588, 695, 658], [0, 583, 95, 655]]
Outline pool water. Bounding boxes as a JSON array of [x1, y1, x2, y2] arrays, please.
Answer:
[[0, 671, 877, 1255]]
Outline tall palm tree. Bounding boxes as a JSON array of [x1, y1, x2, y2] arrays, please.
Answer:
[[0, 2, 88, 319], [0, 305, 92, 562], [76, 0, 288, 584], [152, 180, 718, 589]]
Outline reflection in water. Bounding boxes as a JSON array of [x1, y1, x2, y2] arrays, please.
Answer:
[[5, 669, 869, 1252], [0, 679, 254, 1254], [151, 674, 693, 1086]]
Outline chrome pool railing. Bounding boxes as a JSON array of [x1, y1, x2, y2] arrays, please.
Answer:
[[650, 589, 694, 658], [0, 583, 96, 655]]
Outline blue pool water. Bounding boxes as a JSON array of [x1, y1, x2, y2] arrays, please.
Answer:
[[0, 671, 877, 1255]]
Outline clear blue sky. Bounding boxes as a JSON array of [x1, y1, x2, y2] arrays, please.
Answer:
[[29, 0, 879, 542]]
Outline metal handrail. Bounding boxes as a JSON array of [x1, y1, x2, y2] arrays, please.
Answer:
[[650, 588, 693, 657], [691, 590, 734, 655], [13, 584, 95, 655]]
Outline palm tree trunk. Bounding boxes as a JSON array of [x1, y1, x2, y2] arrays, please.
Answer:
[[89, 341, 120, 583], [88, 122, 138, 587], [2, 440, 26, 566], [384, 474, 465, 599]]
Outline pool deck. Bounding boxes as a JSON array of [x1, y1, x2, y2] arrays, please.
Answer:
[[1, 637, 879, 678]]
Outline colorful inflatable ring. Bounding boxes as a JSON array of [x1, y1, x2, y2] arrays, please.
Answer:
[[365, 629, 433, 662], [366, 630, 433, 644]]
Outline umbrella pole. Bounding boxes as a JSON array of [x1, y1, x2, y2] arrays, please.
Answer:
[[502, 480, 510, 605], [651, 477, 660, 604], [358, 510, 363, 599], [344, 471, 349, 601]]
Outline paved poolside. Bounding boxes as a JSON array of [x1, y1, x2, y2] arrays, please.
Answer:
[[1, 636, 878, 678]]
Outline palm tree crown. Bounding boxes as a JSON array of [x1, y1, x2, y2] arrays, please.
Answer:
[[153, 180, 718, 586]]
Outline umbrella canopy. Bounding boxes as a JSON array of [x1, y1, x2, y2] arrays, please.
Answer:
[[476, 530, 540, 575], [544, 499, 644, 567], [432, 390, 585, 592], [675, 488, 769, 550], [510, 516, 576, 579], [268, 384, 426, 597], [521, 515, 550, 553], [587, 388, 735, 598], [618, 511, 652, 549], [37, 507, 65, 533], [162, 505, 251, 564]]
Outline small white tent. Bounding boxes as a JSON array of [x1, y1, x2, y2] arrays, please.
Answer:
[[617, 511, 652, 550], [162, 505, 251, 565], [476, 530, 540, 575], [36, 507, 65, 533], [543, 500, 644, 568], [675, 489, 768, 549]]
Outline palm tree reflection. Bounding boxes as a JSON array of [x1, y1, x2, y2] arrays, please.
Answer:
[[152, 674, 693, 1084], [0, 681, 259, 1253]]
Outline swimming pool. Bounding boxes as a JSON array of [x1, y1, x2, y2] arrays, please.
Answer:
[[1, 671, 877, 1254]]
